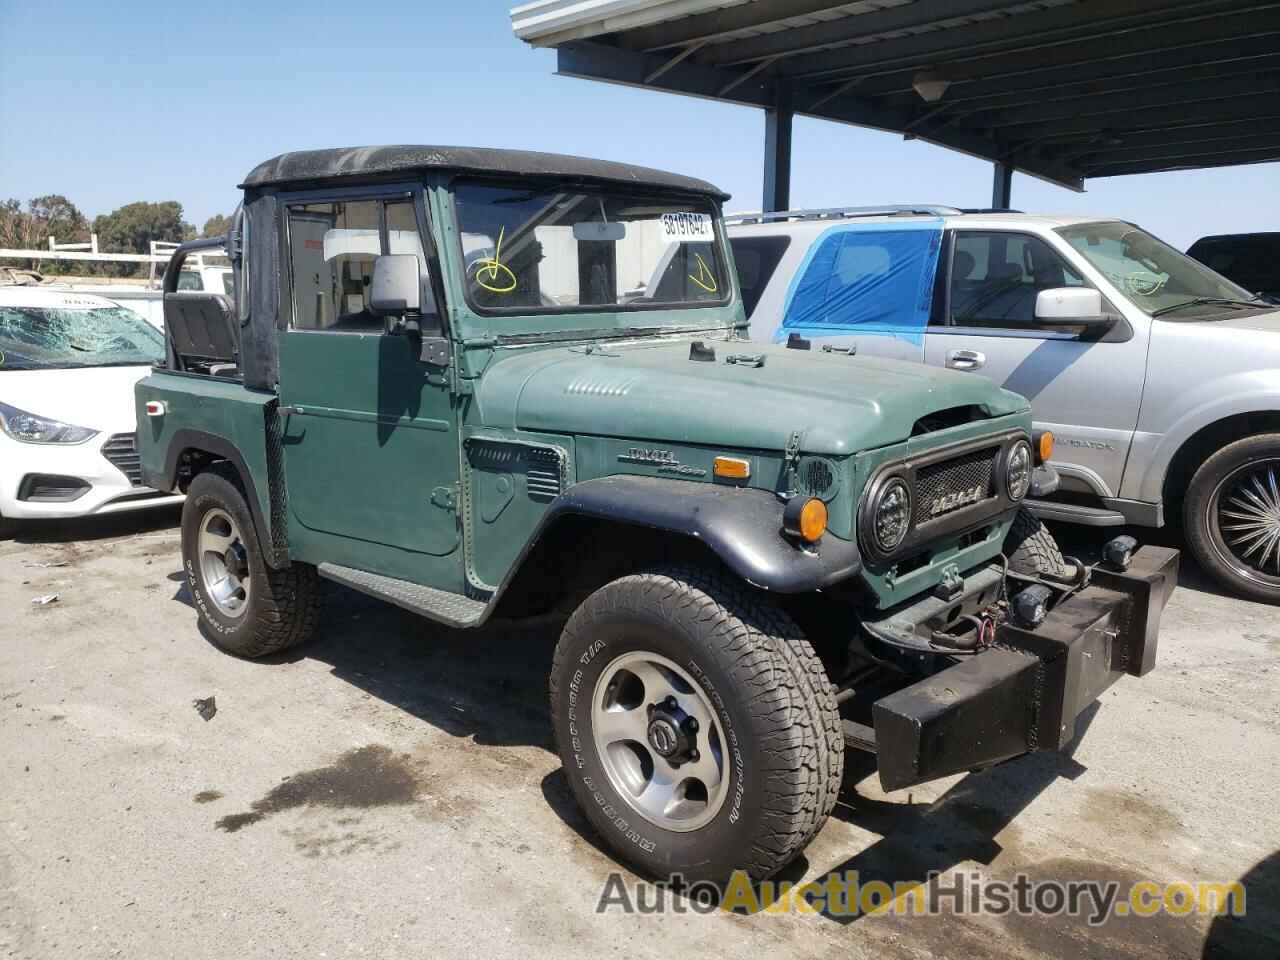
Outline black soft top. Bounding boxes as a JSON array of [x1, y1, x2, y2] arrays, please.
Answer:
[[240, 144, 729, 200]]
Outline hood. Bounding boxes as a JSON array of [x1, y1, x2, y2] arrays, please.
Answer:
[[0, 365, 150, 434], [1209, 307, 1280, 334], [476, 339, 1028, 455]]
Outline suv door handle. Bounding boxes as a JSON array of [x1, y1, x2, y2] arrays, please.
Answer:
[[946, 349, 986, 371]]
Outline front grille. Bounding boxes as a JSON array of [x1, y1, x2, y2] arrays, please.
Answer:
[[913, 446, 998, 525], [102, 432, 143, 486]]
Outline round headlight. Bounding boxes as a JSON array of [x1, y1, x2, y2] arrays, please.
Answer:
[[1006, 441, 1033, 501], [873, 477, 912, 553]]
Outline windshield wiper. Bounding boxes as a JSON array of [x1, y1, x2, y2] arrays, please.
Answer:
[[1152, 297, 1265, 317]]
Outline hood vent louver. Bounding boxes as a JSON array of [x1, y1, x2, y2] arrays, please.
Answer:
[[911, 405, 990, 437]]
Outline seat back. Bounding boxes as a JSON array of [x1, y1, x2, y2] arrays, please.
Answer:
[[164, 292, 239, 373]]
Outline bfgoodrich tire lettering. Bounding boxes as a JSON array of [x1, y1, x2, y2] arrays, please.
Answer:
[[181, 465, 322, 657], [549, 565, 843, 884]]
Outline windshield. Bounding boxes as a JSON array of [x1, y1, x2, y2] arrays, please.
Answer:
[[454, 181, 730, 316], [1057, 221, 1257, 318], [0, 302, 164, 370]]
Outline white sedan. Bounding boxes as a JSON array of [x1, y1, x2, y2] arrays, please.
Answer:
[[0, 287, 183, 537]]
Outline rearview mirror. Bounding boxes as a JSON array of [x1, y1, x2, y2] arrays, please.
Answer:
[[573, 221, 626, 242], [369, 254, 421, 316], [1034, 287, 1115, 331]]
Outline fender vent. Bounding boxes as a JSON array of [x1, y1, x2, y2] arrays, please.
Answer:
[[798, 457, 838, 500], [525, 448, 563, 502], [467, 439, 564, 503]]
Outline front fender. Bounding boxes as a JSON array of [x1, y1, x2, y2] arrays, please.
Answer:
[[538, 475, 861, 593], [1122, 372, 1280, 503]]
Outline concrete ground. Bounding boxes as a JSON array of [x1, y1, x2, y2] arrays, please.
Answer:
[[1, 509, 1277, 960]]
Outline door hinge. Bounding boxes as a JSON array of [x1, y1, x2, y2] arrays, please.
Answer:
[[430, 485, 457, 511]]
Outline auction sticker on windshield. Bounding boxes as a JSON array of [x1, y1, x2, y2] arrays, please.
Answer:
[[661, 212, 714, 243]]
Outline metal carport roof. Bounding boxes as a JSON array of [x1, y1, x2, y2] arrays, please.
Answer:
[[511, 0, 1280, 209]]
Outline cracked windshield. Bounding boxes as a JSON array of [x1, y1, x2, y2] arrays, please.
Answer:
[[454, 181, 728, 315], [0, 299, 164, 370], [1057, 220, 1262, 318]]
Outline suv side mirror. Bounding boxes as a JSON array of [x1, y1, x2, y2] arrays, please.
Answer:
[[1034, 287, 1115, 332], [369, 254, 421, 316]]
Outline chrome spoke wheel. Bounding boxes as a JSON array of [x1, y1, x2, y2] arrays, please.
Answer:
[[1214, 459, 1280, 580], [198, 508, 251, 618], [592, 651, 730, 833]]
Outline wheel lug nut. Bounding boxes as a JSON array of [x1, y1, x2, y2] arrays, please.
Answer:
[[684, 717, 699, 734], [665, 696, 677, 709]]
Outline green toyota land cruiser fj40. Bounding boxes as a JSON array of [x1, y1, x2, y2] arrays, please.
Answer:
[[136, 145, 1178, 884]]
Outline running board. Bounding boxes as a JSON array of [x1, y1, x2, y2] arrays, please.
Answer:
[[317, 563, 488, 628], [1025, 499, 1126, 527]]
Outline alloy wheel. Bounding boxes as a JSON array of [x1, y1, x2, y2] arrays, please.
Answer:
[[198, 508, 251, 618], [591, 651, 730, 833]]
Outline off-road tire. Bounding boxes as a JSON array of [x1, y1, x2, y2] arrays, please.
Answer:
[[181, 465, 321, 657], [1005, 507, 1072, 579], [549, 565, 843, 884], [1184, 433, 1280, 605]]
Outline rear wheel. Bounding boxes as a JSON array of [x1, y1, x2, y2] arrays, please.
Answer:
[[1184, 434, 1280, 605], [181, 466, 322, 657], [549, 565, 843, 884]]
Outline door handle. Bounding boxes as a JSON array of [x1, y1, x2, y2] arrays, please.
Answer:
[[946, 349, 986, 371]]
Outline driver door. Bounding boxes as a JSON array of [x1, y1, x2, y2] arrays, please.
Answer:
[[276, 191, 462, 586], [924, 229, 1148, 500]]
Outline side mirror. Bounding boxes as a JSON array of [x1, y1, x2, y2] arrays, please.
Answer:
[[1034, 287, 1115, 332], [369, 254, 421, 316]]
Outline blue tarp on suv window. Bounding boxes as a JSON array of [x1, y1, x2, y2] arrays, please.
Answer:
[[777, 220, 943, 346]]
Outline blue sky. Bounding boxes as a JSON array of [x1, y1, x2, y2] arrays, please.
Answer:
[[2, 0, 1276, 249]]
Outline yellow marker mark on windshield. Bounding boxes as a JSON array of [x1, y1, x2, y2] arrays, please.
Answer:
[[473, 225, 518, 294], [689, 253, 718, 294]]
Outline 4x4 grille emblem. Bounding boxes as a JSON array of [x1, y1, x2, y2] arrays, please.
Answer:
[[929, 484, 985, 517]]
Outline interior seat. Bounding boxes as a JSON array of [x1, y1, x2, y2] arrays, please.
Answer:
[[164, 292, 240, 376]]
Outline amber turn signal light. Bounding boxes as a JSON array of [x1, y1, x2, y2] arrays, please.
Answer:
[[713, 456, 751, 480], [1035, 431, 1055, 465], [784, 496, 828, 543]]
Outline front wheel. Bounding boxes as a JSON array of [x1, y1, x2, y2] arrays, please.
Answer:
[[1184, 434, 1280, 605], [549, 566, 843, 884], [181, 465, 322, 657]]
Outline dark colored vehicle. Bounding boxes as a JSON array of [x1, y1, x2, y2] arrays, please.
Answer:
[[1188, 232, 1280, 302], [135, 146, 1177, 884]]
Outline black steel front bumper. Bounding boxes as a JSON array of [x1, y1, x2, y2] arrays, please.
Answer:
[[868, 546, 1179, 791]]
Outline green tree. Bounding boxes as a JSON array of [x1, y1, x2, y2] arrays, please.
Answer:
[[30, 194, 88, 245], [92, 201, 195, 276], [201, 213, 233, 238], [0, 195, 90, 274]]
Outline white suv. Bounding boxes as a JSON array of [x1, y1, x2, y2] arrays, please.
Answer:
[[0, 287, 184, 536], [728, 206, 1280, 604]]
